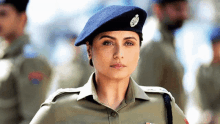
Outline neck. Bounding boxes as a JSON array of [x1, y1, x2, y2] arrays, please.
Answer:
[[211, 58, 220, 65], [95, 72, 130, 110], [159, 22, 175, 46], [5, 30, 24, 44]]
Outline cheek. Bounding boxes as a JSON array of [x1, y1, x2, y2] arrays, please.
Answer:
[[125, 49, 139, 64], [92, 48, 113, 66], [1, 17, 16, 29]]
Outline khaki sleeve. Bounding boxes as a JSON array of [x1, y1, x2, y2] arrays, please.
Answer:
[[14, 56, 52, 121], [196, 66, 212, 110], [137, 42, 165, 86], [17, 57, 52, 102], [172, 101, 189, 124], [30, 105, 55, 124]]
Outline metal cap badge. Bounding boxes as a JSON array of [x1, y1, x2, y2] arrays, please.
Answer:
[[130, 14, 139, 27]]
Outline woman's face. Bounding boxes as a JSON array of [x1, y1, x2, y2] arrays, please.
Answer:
[[87, 31, 140, 80]]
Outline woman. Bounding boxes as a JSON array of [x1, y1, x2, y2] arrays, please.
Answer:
[[31, 5, 187, 124]]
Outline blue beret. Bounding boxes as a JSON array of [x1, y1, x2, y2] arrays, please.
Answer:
[[0, 0, 29, 12], [75, 5, 147, 46], [210, 27, 220, 43], [153, 0, 187, 4]]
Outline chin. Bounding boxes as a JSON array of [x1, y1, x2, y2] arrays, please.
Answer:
[[105, 70, 131, 80]]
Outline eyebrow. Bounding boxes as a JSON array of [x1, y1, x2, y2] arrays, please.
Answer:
[[124, 37, 137, 41], [99, 35, 137, 41], [99, 35, 116, 40]]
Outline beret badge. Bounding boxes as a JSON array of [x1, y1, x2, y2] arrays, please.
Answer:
[[130, 14, 139, 27]]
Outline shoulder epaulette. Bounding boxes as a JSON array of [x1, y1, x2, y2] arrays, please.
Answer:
[[140, 86, 175, 102], [42, 88, 81, 107]]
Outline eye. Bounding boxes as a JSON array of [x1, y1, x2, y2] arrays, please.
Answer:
[[103, 41, 113, 46], [125, 41, 134, 46]]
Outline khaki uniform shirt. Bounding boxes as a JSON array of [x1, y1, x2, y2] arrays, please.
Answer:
[[31, 73, 187, 124], [213, 0, 220, 23], [197, 64, 220, 114], [137, 24, 186, 111], [0, 35, 52, 124]]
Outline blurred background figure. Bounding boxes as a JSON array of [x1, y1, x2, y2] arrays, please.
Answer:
[[0, 0, 52, 124], [48, 35, 94, 95], [135, 0, 188, 111], [196, 26, 220, 124]]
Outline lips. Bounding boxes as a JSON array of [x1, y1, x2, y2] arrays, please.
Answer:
[[110, 63, 126, 69]]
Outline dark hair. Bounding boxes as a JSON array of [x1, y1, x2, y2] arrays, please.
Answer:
[[156, 0, 187, 6], [4, 0, 29, 13], [88, 32, 143, 67]]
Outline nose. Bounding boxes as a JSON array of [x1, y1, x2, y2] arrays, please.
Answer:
[[113, 44, 124, 59]]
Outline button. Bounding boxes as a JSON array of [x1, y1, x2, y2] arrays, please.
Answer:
[[111, 112, 117, 117]]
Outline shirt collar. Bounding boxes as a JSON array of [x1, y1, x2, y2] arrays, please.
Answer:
[[126, 77, 150, 104], [77, 73, 98, 101], [77, 73, 150, 102], [2, 34, 29, 59]]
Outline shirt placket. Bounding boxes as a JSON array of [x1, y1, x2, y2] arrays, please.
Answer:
[[107, 108, 120, 124], [106, 99, 128, 124]]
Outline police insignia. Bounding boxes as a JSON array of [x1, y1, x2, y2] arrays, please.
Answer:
[[130, 14, 139, 27], [28, 71, 44, 85], [146, 122, 154, 124]]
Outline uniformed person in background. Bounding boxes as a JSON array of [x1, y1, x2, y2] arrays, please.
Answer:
[[136, 0, 188, 111], [31, 5, 188, 124], [196, 26, 220, 124], [0, 0, 52, 124], [49, 35, 93, 94]]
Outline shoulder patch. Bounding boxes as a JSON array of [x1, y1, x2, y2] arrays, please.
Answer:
[[42, 88, 81, 107], [140, 86, 175, 102]]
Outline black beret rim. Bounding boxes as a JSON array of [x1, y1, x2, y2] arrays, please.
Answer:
[[76, 30, 143, 46]]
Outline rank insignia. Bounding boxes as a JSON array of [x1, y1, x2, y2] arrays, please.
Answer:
[[130, 14, 139, 27], [28, 71, 44, 85]]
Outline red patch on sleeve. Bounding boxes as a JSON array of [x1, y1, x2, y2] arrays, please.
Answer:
[[184, 118, 189, 124], [28, 71, 44, 81]]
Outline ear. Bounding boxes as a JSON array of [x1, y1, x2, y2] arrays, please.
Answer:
[[86, 42, 92, 59], [19, 12, 27, 28]]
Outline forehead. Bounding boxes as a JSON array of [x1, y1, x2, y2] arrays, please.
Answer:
[[95, 31, 139, 38]]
